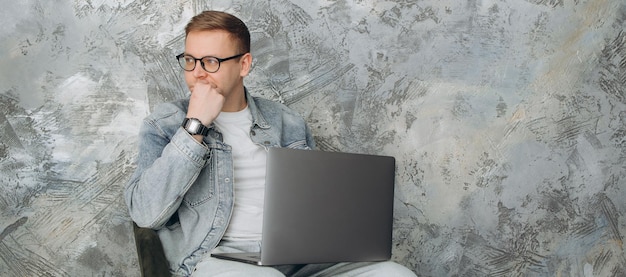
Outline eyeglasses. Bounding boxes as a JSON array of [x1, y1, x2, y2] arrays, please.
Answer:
[[176, 53, 245, 73]]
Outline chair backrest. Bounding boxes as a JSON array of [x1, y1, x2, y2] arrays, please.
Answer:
[[132, 222, 171, 277]]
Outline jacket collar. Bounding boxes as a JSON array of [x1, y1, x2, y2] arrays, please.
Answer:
[[244, 87, 270, 129]]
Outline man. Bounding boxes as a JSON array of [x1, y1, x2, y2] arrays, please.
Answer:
[[125, 10, 416, 277]]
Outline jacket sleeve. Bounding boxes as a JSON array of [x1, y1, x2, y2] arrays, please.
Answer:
[[124, 115, 211, 229]]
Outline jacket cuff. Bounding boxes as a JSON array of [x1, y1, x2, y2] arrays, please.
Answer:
[[169, 127, 211, 166]]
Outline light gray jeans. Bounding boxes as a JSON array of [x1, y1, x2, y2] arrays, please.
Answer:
[[191, 240, 416, 277]]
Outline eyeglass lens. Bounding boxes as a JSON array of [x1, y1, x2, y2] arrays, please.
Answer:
[[178, 55, 221, 72]]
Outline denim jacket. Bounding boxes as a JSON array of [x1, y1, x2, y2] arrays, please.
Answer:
[[125, 89, 315, 276]]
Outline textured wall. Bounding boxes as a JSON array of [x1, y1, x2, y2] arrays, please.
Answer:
[[1, 0, 625, 276]]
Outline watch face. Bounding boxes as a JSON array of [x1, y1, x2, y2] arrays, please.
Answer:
[[188, 119, 202, 133], [183, 118, 208, 136]]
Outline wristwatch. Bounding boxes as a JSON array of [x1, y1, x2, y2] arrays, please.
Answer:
[[182, 118, 210, 136]]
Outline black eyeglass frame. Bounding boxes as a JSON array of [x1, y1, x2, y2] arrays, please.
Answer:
[[176, 53, 245, 73]]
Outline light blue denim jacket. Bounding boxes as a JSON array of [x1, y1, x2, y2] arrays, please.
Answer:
[[125, 89, 315, 276]]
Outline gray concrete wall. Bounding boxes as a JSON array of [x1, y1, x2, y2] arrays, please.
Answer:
[[1, 0, 625, 276]]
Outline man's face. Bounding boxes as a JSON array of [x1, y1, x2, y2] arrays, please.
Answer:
[[183, 30, 249, 99]]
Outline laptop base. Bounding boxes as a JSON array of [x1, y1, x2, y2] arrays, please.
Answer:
[[211, 252, 264, 265]]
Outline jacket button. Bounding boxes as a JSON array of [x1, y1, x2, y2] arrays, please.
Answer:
[[224, 178, 230, 183], [250, 130, 256, 136]]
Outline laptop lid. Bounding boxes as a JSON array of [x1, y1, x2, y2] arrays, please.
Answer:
[[212, 148, 396, 265], [258, 147, 396, 265]]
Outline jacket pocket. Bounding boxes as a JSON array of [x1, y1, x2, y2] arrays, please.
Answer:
[[182, 171, 215, 207]]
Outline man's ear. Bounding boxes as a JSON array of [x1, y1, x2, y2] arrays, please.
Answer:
[[240, 53, 252, 77]]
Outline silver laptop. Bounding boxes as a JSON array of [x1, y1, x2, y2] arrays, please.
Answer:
[[211, 147, 396, 265]]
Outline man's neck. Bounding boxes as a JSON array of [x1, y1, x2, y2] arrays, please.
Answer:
[[222, 86, 247, 112]]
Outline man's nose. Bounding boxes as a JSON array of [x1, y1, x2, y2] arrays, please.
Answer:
[[192, 60, 207, 78]]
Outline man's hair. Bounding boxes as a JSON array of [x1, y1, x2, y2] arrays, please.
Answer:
[[185, 10, 251, 54]]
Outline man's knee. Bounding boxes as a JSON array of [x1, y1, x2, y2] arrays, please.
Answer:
[[359, 261, 416, 277], [191, 258, 284, 277]]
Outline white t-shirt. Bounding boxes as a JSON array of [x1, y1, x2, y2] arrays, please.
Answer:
[[213, 106, 266, 241]]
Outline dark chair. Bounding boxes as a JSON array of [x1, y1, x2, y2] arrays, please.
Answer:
[[132, 222, 171, 277]]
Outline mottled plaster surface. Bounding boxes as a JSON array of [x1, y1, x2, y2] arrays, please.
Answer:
[[1, 0, 625, 276]]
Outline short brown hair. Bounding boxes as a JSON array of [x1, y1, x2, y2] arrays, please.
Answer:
[[185, 10, 251, 54]]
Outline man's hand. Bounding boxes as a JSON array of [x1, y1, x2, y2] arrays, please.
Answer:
[[186, 82, 224, 142], [187, 82, 224, 125]]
